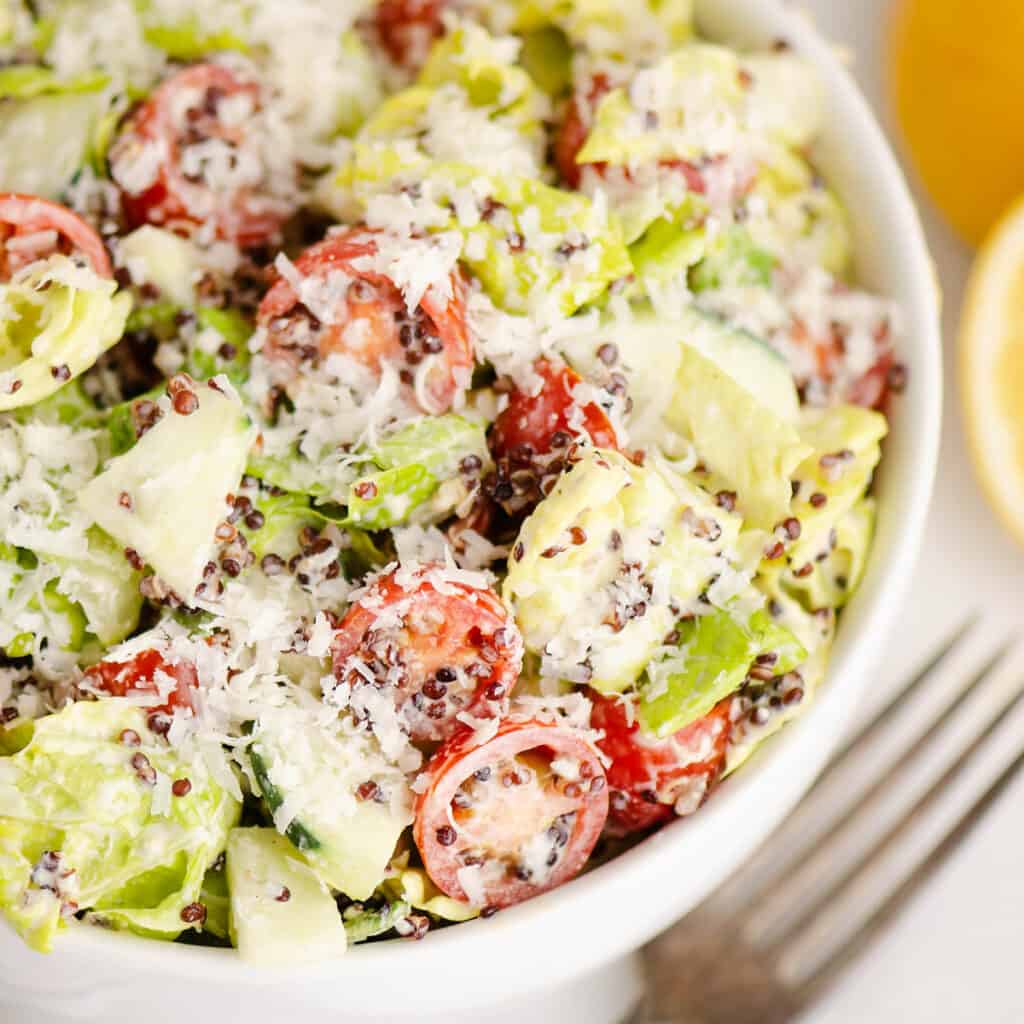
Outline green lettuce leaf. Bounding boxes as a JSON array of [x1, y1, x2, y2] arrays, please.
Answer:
[[345, 415, 490, 530], [0, 700, 241, 952], [324, 151, 632, 316], [639, 605, 806, 738], [504, 447, 741, 692], [0, 255, 132, 412]]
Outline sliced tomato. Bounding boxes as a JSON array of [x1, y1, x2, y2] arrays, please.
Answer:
[[554, 74, 705, 195], [258, 227, 473, 413], [372, 0, 447, 70], [554, 74, 613, 190], [332, 564, 523, 745], [490, 357, 619, 461], [790, 316, 897, 410], [588, 690, 732, 836], [0, 193, 111, 279], [83, 648, 198, 720], [110, 63, 293, 248], [413, 718, 609, 909]]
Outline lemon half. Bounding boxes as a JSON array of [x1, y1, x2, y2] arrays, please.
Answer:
[[960, 196, 1024, 545]]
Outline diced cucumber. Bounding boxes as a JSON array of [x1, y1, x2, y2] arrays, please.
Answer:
[[226, 828, 347, 966], [248, 713, 412, 900], [117, 226, 200, 307], [78, 386, 256, 600], [678, 307, 798, 422]]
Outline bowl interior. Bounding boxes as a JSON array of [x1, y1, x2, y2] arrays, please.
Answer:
[[0, 1, 942, 1018]]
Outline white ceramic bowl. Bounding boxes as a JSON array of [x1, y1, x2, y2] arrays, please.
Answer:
[[0, 2, 942, 1021]]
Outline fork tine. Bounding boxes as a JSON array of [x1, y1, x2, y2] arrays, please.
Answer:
[[797, 734, 1024, 1002], [826, 613, 978, 770], [758, 659, 1024, 952], [708, 623, 992, 920]]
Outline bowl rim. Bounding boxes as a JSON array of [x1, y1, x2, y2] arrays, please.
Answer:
[[0, 0, 943, 1013]]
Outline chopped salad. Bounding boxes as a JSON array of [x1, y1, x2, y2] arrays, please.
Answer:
[[0, 0, 903, 961]]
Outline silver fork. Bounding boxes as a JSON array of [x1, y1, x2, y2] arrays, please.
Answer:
[[633, 617, 1024, 1024]]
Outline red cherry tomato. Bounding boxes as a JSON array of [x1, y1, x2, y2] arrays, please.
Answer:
[[83, 648, 198, 720], [490, 357, 619, 462], [554, 74, 613, 190], [791, 316, 897, 411], [258, 227, 473, 413], [110, 63, 293, 248], [413, 718, 609, 909], [332, 564, 524, 745], [588, 690, 732, 836], [373, 0, 447, 70], [0, 193, 112, 279], [554, 75, 705, 195]]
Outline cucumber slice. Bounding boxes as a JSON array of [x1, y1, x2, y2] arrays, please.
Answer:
[[78, 385, 256, 600], [248, 712, 412, 900], [678, 307, 798, 422], [226, 828, 347, 966], [116, 226, 201, 307]]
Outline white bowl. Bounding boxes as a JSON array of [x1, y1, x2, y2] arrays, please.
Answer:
[[0, 2, 942, 1021]]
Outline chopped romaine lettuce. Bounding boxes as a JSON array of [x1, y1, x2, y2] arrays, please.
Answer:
[[725, 581, 836, 776], [0, 65, 109, 99], [345, 414, 490, 530], [0, 700, 240, 952], [664, 334, 811, 528], [774, 496, 876, 611], [324, 151, 633, 316], [341, 895, 411, 943], [0, 255, 132, 412], [504, 447, 741, 692], [0, 90, 110, 198], [639, 605, 806, 738]]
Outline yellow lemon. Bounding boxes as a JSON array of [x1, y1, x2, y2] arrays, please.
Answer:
[[889, 1, 1024, 246], [959, 196, 1024, 545]]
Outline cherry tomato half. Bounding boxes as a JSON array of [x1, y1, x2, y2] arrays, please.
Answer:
[[258, 227, 473, 413], [110, 63, 294, 248], [490, 357, 619, 461], [332, 564, 524, 745], [372, 0, 447, 70], [0, 193, 112, 279], [83, 648, 198, 722], [413, 718, 609, 909], [791, 316, 898, 411], [589, 690, 732, 836]]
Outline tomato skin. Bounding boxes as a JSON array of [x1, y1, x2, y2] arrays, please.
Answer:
[[791, 316, 897, 411], [588, 690, 732, 836], [490, 358, 619, 461], [0, 193, 111, 278], [111, 63, 292, 248], [331, 564, 523, 745], [258, 227, 473, 413], [83, 648, 198, 717], [413, 718, 609, 908], [554, 74, 612, 190], [847, 349, 896, 412], [373, 0, 447, 70]]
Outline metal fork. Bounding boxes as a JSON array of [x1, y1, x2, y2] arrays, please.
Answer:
[[633, 617, 1024, 1024]]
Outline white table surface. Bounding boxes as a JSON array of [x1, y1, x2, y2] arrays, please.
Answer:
[[786, 2, 1024, 1021]]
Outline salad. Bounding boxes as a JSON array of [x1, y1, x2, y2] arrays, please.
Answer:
[[0, 0, 904, 962]]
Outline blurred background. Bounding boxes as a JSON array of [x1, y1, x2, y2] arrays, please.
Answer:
[[749, 1, 1024, 1020]]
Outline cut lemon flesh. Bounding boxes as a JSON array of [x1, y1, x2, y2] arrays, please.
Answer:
[[960, 195, 1024, 545]]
